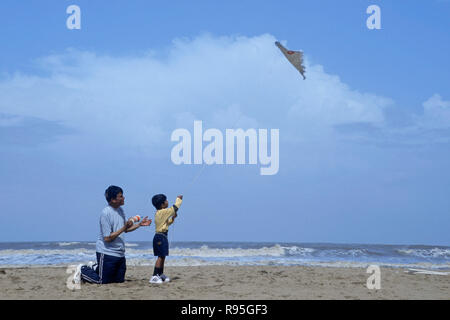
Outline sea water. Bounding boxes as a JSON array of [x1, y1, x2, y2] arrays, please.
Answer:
[[0, 241, 449, 269]]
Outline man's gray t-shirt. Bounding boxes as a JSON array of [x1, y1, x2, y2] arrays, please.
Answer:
[[96, 206, 126, 257]]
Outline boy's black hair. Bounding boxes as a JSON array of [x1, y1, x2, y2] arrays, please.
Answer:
[[105, 185, 123, 203], [152, 194, 167, 210]]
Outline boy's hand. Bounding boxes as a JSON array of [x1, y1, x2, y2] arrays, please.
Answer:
[[139, 216, 152, 226], [177, 195, 183, 200]]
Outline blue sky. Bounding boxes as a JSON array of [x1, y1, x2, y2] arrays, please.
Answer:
[[0, 0, 449, 245]]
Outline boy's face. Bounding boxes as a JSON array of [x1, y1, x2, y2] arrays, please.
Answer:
[[110, 193, 125, 208], [161, 200, 168, 209]]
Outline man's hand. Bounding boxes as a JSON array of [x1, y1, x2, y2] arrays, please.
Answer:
[[177, 195, 183, 200], [139, 216, 152, 227], [104, 221, 132, 242], [125, 219, 134, 229]]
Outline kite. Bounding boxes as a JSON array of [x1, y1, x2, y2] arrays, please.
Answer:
[[275, 41, 306, 80]]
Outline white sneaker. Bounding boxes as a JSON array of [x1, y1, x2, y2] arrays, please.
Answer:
[[149, 275, 163, 284], [160, 274, 170, 282], [73, 264, 84, 284], [87, 261, 98, 272]]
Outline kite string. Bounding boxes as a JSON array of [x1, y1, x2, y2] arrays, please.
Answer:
[[171, 112, 245, 244], [182, 111, 244, 195]]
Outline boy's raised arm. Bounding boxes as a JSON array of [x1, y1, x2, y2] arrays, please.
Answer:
[[174, 195, 183, 209], [161, 195, 183, 222]]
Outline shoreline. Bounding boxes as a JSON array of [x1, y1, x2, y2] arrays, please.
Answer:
[[1, 265, 449, 300]]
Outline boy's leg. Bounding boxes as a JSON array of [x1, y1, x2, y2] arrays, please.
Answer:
[[160, 256, 165, 275], [155, 256, 164, 268], [153, 256, 165, 276], [152, 233, 169, 280], [159, 257, 170, 282]]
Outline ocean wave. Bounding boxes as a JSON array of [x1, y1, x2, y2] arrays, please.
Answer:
[[318, 249, 369, 258], [126, 245, 290, 257], [171, 245, 288, 257], [0, 251, 96, 266], [0, 249, 93, 256], [125, 257, 450, 269], [2, 257, 449, 269], [57, 242, 81, 247], [1, 242, 449, 268], [396, 248, 450, 259], [282, 246, 316, 256]]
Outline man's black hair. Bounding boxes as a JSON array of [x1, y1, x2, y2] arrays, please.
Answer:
[[152, 194, 167, 210], [105, 185, 123, 203]]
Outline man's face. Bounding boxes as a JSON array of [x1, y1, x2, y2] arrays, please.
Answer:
[[110, 193, 125, 208], [162, 200, 168, 209]]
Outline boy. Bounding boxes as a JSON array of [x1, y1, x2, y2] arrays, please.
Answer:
[[149, 194, 183, 284], [76, 185, 151, 284]]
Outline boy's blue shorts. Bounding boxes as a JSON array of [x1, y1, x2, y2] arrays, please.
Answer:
[[153, 232, 169, 257]]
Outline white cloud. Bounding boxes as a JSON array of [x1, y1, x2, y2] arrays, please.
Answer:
[[0, 34, 392, 152], [289, 67, 391, 125], [334, 94, 450, 146], [418, 94, 450, 129]]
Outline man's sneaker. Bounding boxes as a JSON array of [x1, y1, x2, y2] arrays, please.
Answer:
[[160, 274, 170, 282], [73, 264, 84, 284], [87, 261, 98, 272], [149, 275, 163, 284]]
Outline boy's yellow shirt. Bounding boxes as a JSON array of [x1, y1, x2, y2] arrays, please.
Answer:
[[154, 197, 182, 233]]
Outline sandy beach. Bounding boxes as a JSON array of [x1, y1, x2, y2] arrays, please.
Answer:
[[0, 265, 448, 300]]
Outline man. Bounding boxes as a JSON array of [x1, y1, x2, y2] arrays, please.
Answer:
[[75, 185, 151, 284]]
